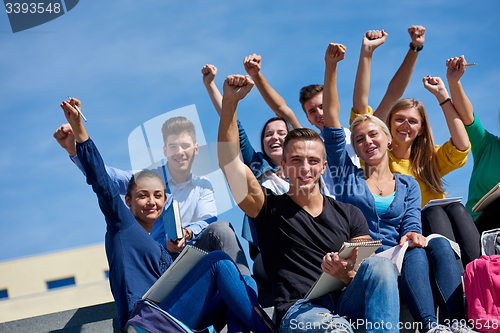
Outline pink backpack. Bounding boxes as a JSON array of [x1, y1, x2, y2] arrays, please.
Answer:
[[463, 255, 500, 333]]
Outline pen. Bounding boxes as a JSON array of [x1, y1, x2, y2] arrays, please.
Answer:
[[465, 63, 478, 67], [67, 95, 87, 122]]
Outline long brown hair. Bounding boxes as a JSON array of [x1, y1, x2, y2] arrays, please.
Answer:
[[386, 99, 446, 195]]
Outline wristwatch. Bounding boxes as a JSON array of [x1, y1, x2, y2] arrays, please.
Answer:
[[409, 42, 423, 52]]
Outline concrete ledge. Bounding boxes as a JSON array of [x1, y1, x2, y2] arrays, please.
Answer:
[[0, 299, 419, 333], [0, 301, 121, 333]]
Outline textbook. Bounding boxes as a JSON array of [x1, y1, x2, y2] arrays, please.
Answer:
[[376, 234, 461, 275], [164, 200, 183, 241], [143, 245, 209, 304], [305, 239, 382, 300], [472, 182, 500, 213], [422, 197, 462, 211]]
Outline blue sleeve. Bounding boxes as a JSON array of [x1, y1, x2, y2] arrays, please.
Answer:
[[71, 154, 138, 195], [323, 126, 359, 201], [76, 138, 135, 231], [238, 119, 258, 167], [185, 178, 217, 241], [400, 177, 422, 236]]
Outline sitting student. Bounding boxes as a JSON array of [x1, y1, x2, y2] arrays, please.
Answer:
[[445, 55, 500, 235], [203, 63, 292, 290], [54, 115, 249, 276], [351, 34, 480, 270], [218, 72, 399, 332], [57, 99, 277, 333], [322, 42, 474, 333]]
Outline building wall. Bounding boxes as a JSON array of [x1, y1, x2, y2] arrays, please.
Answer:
[[0, 243, 113, 323]]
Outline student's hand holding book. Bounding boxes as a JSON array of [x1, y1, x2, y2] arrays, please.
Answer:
[[399, 231, 426, 248], [321, 247, 358, 286], [166, 228, 192, 252]]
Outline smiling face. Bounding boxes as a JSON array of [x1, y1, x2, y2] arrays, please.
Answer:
[[281, 138, 326, 193], [303, 92, 325, 131], [389, 107, 423, 146], [352, 120, 391, 166], [163, 131, 199, 179], [262, 119, 288, 166], [125, 177, 166, 228]]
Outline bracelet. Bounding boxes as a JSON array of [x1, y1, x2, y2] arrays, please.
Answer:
[[409, 42, 423, 52], [439, 98, 451, 106]]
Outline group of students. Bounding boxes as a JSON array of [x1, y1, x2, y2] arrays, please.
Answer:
[[54, 25, 500, 333]]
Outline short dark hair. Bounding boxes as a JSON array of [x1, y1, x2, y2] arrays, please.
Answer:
[[282, 128, 325, 162], [260, 117, 294, 165], [126, 170, 166, 198], [161, 116, 196, 145], [299, 84, 323, 112]]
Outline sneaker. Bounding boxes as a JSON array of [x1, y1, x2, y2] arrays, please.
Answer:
[[427, 324, 453, 333], [450, 322, 478, 333]]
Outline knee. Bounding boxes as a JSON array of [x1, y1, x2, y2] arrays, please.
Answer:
[[422, 206, 448, 225], [403, 246, 428, 266], [445, 202, 468, 216], [426, 236, 450, 251], [205, 221, 235, 238], [206, 249, 231, 262], [362, 256, 398, 285], [281, 301, 352, 333]]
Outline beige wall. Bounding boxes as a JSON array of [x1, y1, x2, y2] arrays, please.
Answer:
[[0, 243, 114, 323]]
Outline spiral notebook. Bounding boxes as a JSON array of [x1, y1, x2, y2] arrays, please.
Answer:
[[305, 239, 382, 299], [143, 245, 209, 304]]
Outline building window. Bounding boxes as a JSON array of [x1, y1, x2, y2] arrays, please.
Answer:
[[0, 289, 8, 300], [47, 277, 75, 290]]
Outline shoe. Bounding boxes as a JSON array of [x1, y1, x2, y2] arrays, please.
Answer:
[[427, 324, 453, 333], [450, 322, 478, 333]]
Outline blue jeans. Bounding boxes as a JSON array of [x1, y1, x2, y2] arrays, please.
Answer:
[[401, 237, 465, 333], [280, 256, 400, 333], [159, 251, 277, 333]]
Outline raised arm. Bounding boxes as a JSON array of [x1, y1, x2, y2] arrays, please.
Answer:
[[323, 43, 346, 129], [374, 25, 425, 120], [446, 55, 474, 126], [352, 30, 388, 115], [54, 122, 139, 194], [60, 98, 88, 143], [218, 74, 264, 218], [422, 76, 469, 151], [202, 64, 223, 116], [244, 53, 301, 129]]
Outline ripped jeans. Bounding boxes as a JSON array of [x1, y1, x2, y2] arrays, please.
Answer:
[[280, 256, 399, 333]]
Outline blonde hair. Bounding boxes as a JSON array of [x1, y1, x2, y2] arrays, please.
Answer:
[[350, 114, 392, 156], [386, 98, 445, 195]]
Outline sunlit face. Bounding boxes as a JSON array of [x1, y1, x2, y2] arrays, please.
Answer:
[[304, 92, 324, 131], [281, 139, 326, 192], [390, 107, 423, 146], [353, 121, 391, 166], [262, 120, 288, 166], [163, 131, 199, 175], [125, 177, 166, 226]]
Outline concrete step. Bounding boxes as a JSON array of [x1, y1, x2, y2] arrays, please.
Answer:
[[0, 299, 419, 333]]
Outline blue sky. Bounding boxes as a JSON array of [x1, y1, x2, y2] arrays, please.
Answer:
[[1, 0, 499, 263]]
